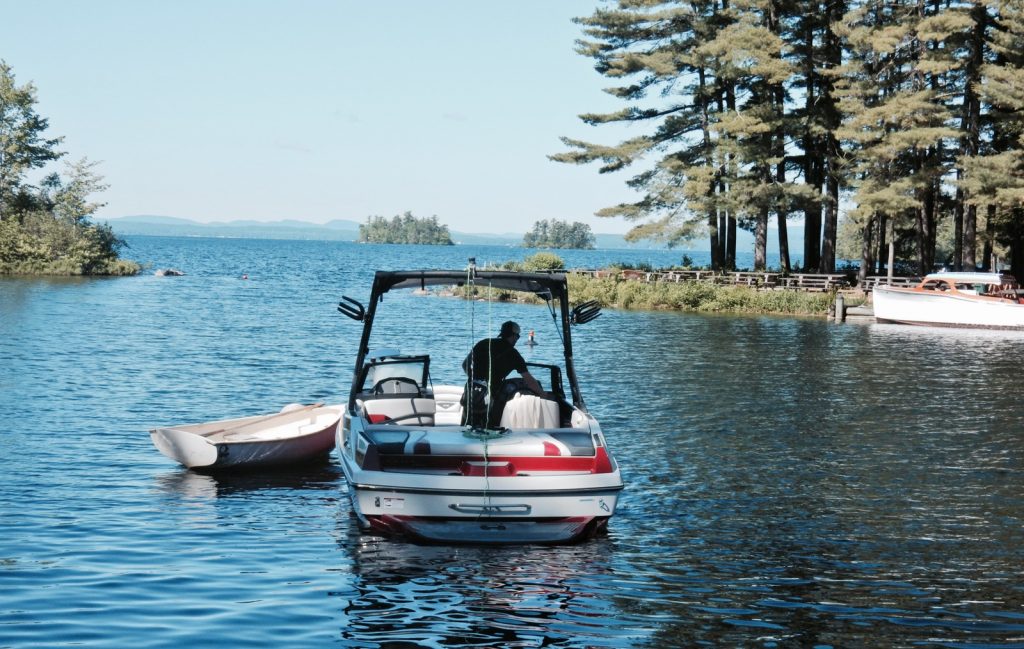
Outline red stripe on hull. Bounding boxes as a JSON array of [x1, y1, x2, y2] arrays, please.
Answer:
[[378, 453, 614, 475]]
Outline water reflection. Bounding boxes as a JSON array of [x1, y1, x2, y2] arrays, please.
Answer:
[[154, 462, 343, 500], [334, 526, 631, 648]]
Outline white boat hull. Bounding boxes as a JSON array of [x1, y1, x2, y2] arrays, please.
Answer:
[[343, 477, 619, 544], [151, 404, 342, 469], [338, 412, 623, 545], [874, 286, 1024, 329]]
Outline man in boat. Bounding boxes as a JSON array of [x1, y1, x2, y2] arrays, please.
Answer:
[[462, 320, 544, 428]]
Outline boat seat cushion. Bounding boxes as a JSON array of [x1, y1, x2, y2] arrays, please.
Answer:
[[499, 393, 560, 430], [360, 396, 435, 426], [431, 385, 464, 426]]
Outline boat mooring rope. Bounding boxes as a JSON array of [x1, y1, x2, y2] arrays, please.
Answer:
[[461, 259, 497, 519]]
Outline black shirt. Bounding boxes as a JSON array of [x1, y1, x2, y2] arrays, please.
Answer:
[[466, 337, 526, 390]]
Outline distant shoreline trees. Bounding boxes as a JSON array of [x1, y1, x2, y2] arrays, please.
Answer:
[[523, 219, 595, 249], [358, 211, 454, 245], [0, 61, 138, 276]]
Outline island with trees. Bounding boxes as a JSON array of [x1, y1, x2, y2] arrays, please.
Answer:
[[522, 219, 595, 249], [0, 62, 139, 276], [358, 212, 454, 245]]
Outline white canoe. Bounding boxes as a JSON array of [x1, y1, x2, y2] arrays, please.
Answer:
[[150, 403, 342, 469]]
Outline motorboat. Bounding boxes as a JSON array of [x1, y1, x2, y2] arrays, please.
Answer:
[[335, 267, 622, 544], [150, 403, 342, 470], [872, 272, 1024, 329]]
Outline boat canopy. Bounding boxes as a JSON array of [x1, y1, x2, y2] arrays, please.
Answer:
[[371, 269, 568, 300]]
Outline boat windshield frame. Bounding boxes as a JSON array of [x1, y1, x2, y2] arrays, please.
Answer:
[[346, 269, 585, 414]]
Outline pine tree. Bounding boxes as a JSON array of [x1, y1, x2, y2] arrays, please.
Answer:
[[552, 1, 729, 263], [961, 0, 1024, 277], [835, 0, 958, 276]]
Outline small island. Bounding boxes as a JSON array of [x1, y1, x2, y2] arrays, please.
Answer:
[[0, 61, 139, 276], [523, 219, 595, 249], [358, 212, 454, 245]]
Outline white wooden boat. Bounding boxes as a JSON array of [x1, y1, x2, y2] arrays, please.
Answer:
[[150, 403, 342, 470], [873, 272, 1024, 329], [335, 268, 622, 545]]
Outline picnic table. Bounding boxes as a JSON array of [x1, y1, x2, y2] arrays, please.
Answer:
[[861, 275, 921, 291], [654, 270, 718, 282], [723, 271, 780, 288], [779, 273, 850, 291]]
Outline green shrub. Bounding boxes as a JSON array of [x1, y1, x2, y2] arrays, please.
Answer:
[[522, 252, 565, 272], [567, 272, 833, 316]]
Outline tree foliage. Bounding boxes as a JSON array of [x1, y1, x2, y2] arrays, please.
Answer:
[[522, 219, 595, 249], [0, 62, 138, 276], [0, 61, 63, 217], [556, 0, 1024, 276], [358, 211, 454, 245]]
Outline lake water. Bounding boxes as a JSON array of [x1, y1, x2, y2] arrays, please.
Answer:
[[2, 236, 1023, 648]]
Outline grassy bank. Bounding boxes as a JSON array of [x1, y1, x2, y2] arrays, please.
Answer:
[[566, 273, 836, 315], [458, 268, 837, 316]]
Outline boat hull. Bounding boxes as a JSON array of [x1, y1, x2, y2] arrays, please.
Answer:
[[151, 404, 342, 470], [873, 286, 1024, 329], [338, 414, 623, 545], [342, 469, 620, 544]]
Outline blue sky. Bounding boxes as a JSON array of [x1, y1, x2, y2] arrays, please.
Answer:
[[4, 0, 644, 234]]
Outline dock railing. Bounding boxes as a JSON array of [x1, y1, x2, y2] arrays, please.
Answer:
[[571, 268, 855, 291]]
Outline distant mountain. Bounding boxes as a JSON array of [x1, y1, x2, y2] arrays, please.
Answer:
[[105, 215, 362, 241], [104, 215, 802, 254]]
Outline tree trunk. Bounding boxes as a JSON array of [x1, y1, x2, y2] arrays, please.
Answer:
[[755, 207, 768, 271], [983, 204, 995, 270], [820, 167, 839, 272], [818, 0, 843, 273], [954, 186, 965, 271], [1011, 208, 1024, 280], [877, 214, 888, 275], [958, 2, 986, 272], [916, 205, 928, 275], [777, 213, 791, 273], [709, 213, 721, 271], [727, 213, 737, 269], [859, 214, 875, 283], [964, 203, 977, 271], [801, 10, 822, 272]]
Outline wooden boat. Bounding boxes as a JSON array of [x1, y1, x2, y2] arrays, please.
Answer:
[[872, 272, 1024, 329], [150, 403, 342, 470], [335, 268, 622, 545]]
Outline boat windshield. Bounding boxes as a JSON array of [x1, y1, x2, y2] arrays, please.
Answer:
[[360, 356, 430, 393]]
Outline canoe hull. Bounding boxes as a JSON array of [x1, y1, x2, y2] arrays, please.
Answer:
[[151, 404, 342, 470]]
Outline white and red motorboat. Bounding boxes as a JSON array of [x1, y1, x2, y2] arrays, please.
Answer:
[[335, 268, 622, 544], [873, 272, 1024, 329]]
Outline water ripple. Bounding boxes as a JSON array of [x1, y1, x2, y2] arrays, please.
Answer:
[[2, 237, 1023, 647]]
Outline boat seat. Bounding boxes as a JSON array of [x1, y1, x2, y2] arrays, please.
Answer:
[[431, 385, 464, 425], [360, 395, 435, 426], [499, 393, 560, 430]]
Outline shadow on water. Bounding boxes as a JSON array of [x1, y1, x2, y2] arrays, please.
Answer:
[[154, 461, 344, 499]]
